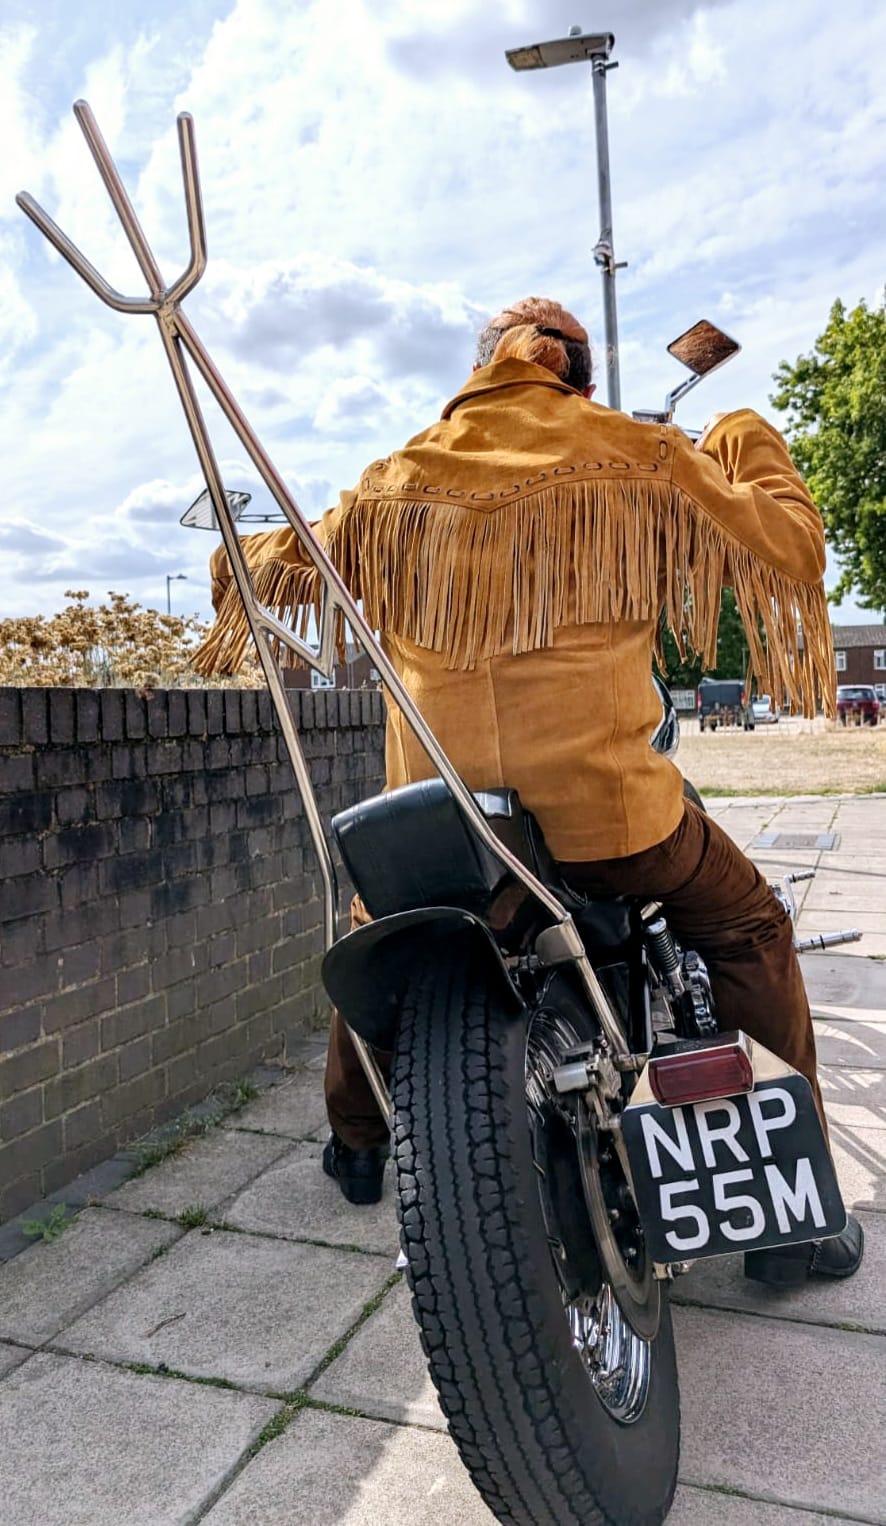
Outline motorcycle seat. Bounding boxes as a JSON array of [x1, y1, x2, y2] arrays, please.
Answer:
[[331, 778, 632, 948]]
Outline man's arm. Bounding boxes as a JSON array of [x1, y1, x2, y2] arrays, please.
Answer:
[[196, 491, 357, 673], [666, 408, 832, 717], [674, 408, 825, 583]]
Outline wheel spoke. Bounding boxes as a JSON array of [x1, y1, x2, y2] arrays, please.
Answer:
[[527, 1007, 654, 1425]]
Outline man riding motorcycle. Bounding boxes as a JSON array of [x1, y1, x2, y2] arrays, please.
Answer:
[[197, 295, 862, 1286]]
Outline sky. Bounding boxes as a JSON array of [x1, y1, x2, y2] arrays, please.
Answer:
[[1, 0, 884, 627]]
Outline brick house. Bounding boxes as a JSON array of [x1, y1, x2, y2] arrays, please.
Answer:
[[831, 624, 886, 686], [281, 643, 380, 692]]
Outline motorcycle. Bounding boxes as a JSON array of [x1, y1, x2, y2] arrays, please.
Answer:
[[322, 699, 857, 1526], [320, 325, 860, 1523], [19, 109, 862, 1526]]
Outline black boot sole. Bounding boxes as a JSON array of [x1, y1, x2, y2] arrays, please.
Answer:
[[745, 1220, 864, 1287]]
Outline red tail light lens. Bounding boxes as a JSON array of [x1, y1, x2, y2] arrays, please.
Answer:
[[648, 1037, 754, 1107]]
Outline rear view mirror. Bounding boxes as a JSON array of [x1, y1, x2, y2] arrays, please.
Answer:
[[668, 320, 740, 379], [631, 319, 741, 426]]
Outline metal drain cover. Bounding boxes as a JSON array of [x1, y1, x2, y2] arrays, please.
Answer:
[[751, 831, 839, 851]]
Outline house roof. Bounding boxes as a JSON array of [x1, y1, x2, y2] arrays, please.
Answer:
[[830, 625, 886, 649]]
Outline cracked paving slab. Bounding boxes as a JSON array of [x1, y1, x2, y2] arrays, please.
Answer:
[[0, 1350, 276, 1526], [0, 1209, 180, 1347], [200, 1405, 497, 1525], [55, 1227, 395, 1393], [674, 1306, 886, 1520], [311, 1278, 444, 1427], [105, 1129, 292, 1217], [221, 1068, 329, 1139], [672, 1208, 886, 1333], [222, 1140, 399, 1256]]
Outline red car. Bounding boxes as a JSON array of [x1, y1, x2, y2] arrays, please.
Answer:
[[837, 684, 880, 725]]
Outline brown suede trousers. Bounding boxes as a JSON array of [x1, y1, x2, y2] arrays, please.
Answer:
[[324, 801, 824, 1148]]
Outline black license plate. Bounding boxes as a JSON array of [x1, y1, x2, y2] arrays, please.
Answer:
[[621, 1074, 846, 1263]]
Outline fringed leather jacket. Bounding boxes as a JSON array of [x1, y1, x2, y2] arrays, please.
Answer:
[[196, 358, 832, 860]]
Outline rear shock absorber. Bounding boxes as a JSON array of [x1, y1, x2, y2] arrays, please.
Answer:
[[641, 902, 685, 995]]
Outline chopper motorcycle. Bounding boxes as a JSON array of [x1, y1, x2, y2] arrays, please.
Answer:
[[320, 325, 857, 1525], [17, 105, 860, 1526]]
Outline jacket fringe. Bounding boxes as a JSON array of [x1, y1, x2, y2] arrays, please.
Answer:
[[192, 480, 835, 717]]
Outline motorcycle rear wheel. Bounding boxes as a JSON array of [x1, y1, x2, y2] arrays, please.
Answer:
[[391, 943, 680, 1526]]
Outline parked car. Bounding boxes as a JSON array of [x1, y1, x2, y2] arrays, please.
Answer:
[[875, 683, 886, 704], [696, 677, 754, 731], [836, 684, 880, 725], [751, 694, 778, 724]]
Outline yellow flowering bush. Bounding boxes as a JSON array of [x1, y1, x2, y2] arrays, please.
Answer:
[[0, 591, 261, 689]]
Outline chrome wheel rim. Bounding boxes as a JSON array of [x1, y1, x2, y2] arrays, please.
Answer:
[[526, 1008, 654, 1425]]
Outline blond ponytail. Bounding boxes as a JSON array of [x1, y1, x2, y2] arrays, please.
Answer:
[[490, 323, 570, 378]]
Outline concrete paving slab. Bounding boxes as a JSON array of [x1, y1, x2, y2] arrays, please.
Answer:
[[811, 1001, 886, 1027], [821, 1066, 886, 1130], [222, 1068, 328, 1139], [804, 885, 886, 915], [57, 1228, 394, 1392], [803, 953, 886, 1010], [311, 1278, 444, 1427], [0, 1342, 31, 1379], [674, 1306, 886, 1519], [106, 1129, 292, 1216], [673, 1209, 886, 1333], [812, 1017, 886, 1069], [668, 1486, 861, 1525], [222, 1141, 399, 1256], [797, 907, 886, 932], [0, 1350, 275, 1526], [202, 1405, 497, 1525], [0, 1208, 180, 1346], [829, 1125, 886, 1213]]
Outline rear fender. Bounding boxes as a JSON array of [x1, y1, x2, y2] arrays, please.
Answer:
[[321, 907, 525, 1050]]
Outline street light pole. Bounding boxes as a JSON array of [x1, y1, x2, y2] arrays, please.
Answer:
[[166, 572, 187, 614], [506, 27, 625, 410], [590, 54, 622, 411]]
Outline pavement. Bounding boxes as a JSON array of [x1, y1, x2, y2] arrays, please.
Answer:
[[0, 792, 884, 1525]]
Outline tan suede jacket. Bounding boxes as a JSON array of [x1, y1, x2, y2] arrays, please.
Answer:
[[197, 358, 831, 861]]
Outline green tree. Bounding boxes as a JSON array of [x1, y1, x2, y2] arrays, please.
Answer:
[[771, 295, 886, 613], [659, 589, 749, 688]]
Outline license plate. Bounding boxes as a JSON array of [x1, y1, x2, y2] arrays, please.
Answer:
[[621, 1072, 846, 1263]]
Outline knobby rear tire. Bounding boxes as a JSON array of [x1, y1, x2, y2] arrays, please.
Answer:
[[391, 942, 680, 1526]]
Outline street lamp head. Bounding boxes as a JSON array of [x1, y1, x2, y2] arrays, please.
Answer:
[[505, 31, 614, 71]]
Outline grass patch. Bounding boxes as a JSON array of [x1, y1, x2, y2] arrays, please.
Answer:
[[125, 1073, 263, 1180], [176, 1204, 209, 1229], [247, 1393, 373, 1460], [125, 1361, 241, 1392], [21, 1203, 75, 1243]]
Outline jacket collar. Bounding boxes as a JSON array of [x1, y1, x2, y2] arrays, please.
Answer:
[[441, 358, 583, 419]]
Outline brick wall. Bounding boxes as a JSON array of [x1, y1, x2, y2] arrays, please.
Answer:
[[0, 686, 386, 1223]]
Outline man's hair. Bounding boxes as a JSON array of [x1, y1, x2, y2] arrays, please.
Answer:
[[475, 297, 592, 392]]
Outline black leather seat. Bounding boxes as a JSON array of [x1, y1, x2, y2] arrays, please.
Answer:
[[331, 779, 633, 949]]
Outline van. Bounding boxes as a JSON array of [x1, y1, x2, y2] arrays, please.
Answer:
[[696, 677, 754, 732]]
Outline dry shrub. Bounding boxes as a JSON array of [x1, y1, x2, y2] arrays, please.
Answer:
[[0, 590, 263, 689]]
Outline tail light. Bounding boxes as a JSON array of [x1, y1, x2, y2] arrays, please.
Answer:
[[696, 692, 702, 710], [740, 688, 746, 706], [648, 1033, 754, 1107]]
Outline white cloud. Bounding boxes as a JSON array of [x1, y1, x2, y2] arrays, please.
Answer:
[[3, 0, 885, 624]]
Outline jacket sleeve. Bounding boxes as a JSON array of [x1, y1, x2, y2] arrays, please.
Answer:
[[672, 408, 825, 583], [196, 490, 358, 673], [666, 409, 833, 716]]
